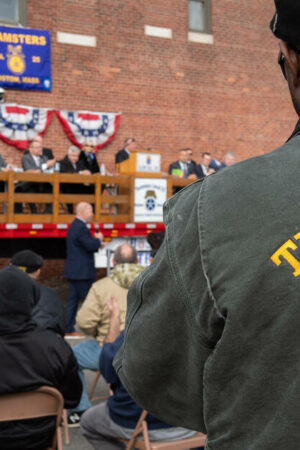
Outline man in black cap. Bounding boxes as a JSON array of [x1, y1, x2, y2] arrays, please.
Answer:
[[11, 250, 65, 336], [114, 2, 300, 449], [0, 265, 82, 449]]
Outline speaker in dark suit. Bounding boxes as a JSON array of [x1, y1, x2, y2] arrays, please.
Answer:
[[64, 205, 102, 333], [115, 137, 137, 164]]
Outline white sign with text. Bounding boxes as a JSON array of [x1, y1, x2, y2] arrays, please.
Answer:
[[136, 152, 161, 173], [134, 178, 167, 222]]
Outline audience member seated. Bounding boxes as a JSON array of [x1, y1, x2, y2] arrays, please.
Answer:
[[80, 297, 199, 450], [59, 145, 91, 213], [194, 152, 215, 179], [115, 137, 137, 164], [79, 141, 100, 174], [67, 243, 144, 427], [15, 139, 56, 214], [0, 265, 82, 450], [11, 250, 65, 336]]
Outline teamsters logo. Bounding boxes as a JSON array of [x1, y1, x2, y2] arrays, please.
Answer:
[[7, 45, 26, 75], [144, 190, 156, 211]]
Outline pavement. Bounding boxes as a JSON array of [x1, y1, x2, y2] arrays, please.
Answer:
[[63, 336, 110, 450]]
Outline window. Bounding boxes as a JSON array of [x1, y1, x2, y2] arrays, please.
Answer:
[[188, 0, 211, 34], [0, 0, 26, 26]]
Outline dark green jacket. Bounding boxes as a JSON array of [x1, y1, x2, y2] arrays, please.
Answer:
[[114, 136, 300, 449]]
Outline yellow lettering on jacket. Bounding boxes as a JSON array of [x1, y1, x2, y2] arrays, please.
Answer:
[[270, 239, 300, 277]]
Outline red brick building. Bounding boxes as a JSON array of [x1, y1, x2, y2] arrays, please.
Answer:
[[0, 0, 296, 172]]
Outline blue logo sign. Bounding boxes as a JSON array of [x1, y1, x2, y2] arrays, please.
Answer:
[[0, 26, 51, 91]]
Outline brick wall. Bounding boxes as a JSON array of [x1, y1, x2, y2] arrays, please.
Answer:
[[0, 0, 296, 172]]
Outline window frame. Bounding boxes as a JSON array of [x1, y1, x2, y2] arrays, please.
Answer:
[[188, 0, 211, 35], [0, 0, 26, 26]]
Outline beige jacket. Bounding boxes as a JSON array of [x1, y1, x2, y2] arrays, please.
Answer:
[[76, 263, 144, 346]]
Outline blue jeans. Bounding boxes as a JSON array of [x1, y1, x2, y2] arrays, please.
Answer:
[[69, 339, 102, 413], [66, 279, 94, 332]]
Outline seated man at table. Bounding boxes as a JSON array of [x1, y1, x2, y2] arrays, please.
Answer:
[[59, 145, 91, 213], [79, 141, 100, 174], [18, 139, 56, 214]]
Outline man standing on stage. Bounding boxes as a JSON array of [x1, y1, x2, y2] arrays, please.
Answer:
[[64, 202, 103, 336]]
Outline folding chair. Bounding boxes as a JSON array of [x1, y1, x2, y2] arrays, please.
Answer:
[[89, 369, 112, 402], [121, 410, 207, 450], [0, 386, 64, 450]]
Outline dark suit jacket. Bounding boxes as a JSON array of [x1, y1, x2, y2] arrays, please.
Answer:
[[59, 156, 86, 173], [22, 153, 48, 171], [64, 218, 101, 280], [59, 156, 88, 195], [194, 164, 208, 179], [168, 160, 195, 177], [79, 151, 99, 173], [115, 148, 130, 164]]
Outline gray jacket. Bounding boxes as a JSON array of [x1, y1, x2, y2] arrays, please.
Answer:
[[22, 153, 48, 171], [115, 134, 300, 449]]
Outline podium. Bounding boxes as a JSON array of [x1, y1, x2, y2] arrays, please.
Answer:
[[118, 150, 161, 176]]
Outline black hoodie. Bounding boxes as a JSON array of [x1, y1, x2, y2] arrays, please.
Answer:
[[0, 266, 82, 450]]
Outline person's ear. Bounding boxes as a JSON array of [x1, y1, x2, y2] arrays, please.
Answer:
[[279, 40, 300, 86]]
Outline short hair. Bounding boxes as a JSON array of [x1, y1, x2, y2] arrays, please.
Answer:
[[124, 137, 136, 146], [114, 244, 137, 264], [68, 145, 80, 155], [202, 152, 211, 158], [224, 151, 235, 158], [178, 148, 188, 153]]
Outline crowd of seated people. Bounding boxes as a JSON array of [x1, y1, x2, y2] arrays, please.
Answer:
[[0, 234, 204, 449], [168, 148, 236, 180], [0, 136, 236, 213]]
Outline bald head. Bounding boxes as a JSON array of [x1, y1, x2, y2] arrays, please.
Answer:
[[76, 202, 93, 223], [113, 243, 138, 265]]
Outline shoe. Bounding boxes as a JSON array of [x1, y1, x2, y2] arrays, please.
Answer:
[[65, 332, 85, 339], [67, 411, 85, 428]]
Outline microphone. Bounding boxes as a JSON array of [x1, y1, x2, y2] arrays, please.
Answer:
[[95, 224, 99, 233]]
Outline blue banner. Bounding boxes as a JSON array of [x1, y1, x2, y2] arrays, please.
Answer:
[[0, 26, 51, 91]]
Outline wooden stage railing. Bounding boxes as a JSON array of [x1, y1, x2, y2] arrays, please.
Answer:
[[0, 172, 194, 224]]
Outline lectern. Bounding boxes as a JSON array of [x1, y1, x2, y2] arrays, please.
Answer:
[[117, 150, 161, 176]]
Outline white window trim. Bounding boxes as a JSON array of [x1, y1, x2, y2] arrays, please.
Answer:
[[188, 31, 214, 44]]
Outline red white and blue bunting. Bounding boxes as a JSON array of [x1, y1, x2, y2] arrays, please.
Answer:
[[56, 110, 121, 151], [0, 104, 121, 150], [0, 103, 53, 150]]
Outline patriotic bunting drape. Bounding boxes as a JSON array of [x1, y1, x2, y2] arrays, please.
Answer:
[[0, 104, 121, 150], [56, 110, 121, 151], [0, 103, 53, 149]]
